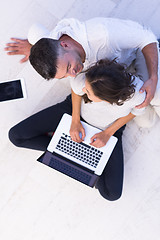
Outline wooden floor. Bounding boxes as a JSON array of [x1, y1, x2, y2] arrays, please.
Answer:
[[0, 0, 160, 239]]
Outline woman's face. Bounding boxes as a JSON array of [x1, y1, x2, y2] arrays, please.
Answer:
[[82, 79, 102, 102]]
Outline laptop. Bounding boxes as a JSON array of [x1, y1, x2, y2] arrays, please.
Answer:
[[37, 113, 118, 187]]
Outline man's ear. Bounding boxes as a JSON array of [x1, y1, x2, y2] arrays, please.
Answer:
[[60, 41, 71, 49]]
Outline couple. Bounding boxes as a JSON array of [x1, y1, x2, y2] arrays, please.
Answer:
[[6, 17, 160, 201]]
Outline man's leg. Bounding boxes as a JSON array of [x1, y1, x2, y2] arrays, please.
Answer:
[[9, 95, 72, 151], [96, 126, 125, 201]]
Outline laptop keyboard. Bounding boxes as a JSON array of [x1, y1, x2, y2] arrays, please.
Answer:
[[49, 157, 92, 185], [55, 133, 103, 168]]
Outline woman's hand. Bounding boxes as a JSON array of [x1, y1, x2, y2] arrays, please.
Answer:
[[70, 120, 85, 143], [90, 130, 111, 148]]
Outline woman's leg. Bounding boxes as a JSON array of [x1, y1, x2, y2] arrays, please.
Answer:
[[96, 126, 125, 201], [9, 95, 72, 151]]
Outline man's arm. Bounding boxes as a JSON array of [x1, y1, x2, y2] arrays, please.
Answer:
[[70, 90, 85, 143], [4, 24, 50, 63], [4, 38, 32, 63], [106, 19, 159, 108], [136, 42, 158, 108], [90, 113, 135, 148]]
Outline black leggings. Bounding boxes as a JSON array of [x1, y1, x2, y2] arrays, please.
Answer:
[[9, 95, 125, 201]]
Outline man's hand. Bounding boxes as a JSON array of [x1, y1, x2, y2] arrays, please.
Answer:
[[90, 131, 111, 148], [136, 77, 157, 109], [4, 38, 32, 63], [70, 120, 85, 143]]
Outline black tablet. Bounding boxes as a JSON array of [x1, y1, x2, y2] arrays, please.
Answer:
[[0, 78, 27, 102]]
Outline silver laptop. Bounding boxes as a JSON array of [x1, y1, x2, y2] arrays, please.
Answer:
[[37, 113, 118, 187]]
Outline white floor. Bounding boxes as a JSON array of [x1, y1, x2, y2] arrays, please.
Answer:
[[0, 0, 160, 239]]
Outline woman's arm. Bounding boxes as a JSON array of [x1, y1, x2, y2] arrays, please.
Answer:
[[90, 112, 135, 148], [70, 90, 85, 142], [71, 89, 81, 122]]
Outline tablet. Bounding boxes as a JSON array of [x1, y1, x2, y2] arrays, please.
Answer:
[[0, 78, 27, 102]]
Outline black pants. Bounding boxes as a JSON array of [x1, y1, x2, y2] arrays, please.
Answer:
[[9, 95, 125, 201]]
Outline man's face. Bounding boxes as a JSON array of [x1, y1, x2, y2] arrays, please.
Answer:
[[55, 50, 84, 79]]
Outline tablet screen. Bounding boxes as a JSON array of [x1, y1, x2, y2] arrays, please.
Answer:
[[0, 79, 24, 102]]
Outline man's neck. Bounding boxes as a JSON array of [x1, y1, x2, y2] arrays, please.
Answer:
[[60, 34, 86, 62]]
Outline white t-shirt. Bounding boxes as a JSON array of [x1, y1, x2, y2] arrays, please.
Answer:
[[71, 74, 146, 130]]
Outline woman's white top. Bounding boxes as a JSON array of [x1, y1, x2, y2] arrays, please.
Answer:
[[71, 74, 146, 130]]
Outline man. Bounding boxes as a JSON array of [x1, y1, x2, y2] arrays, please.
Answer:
[[5, 17, 160, 111]]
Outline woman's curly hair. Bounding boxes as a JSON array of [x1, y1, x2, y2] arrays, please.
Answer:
[[83, 59, 135, 105]]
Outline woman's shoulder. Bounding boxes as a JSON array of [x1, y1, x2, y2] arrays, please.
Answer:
[[130, 76, 146, 106], [132, 76, 144, 91], [70, 73, 85, 96]]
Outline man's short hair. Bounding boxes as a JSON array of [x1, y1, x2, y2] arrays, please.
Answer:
[[29, 38, 60, 80]]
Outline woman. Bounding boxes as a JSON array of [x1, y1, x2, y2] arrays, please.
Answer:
[[9, 59, 146, 201], [69, 59, 146, 200], [70, 59, 146, 147]]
